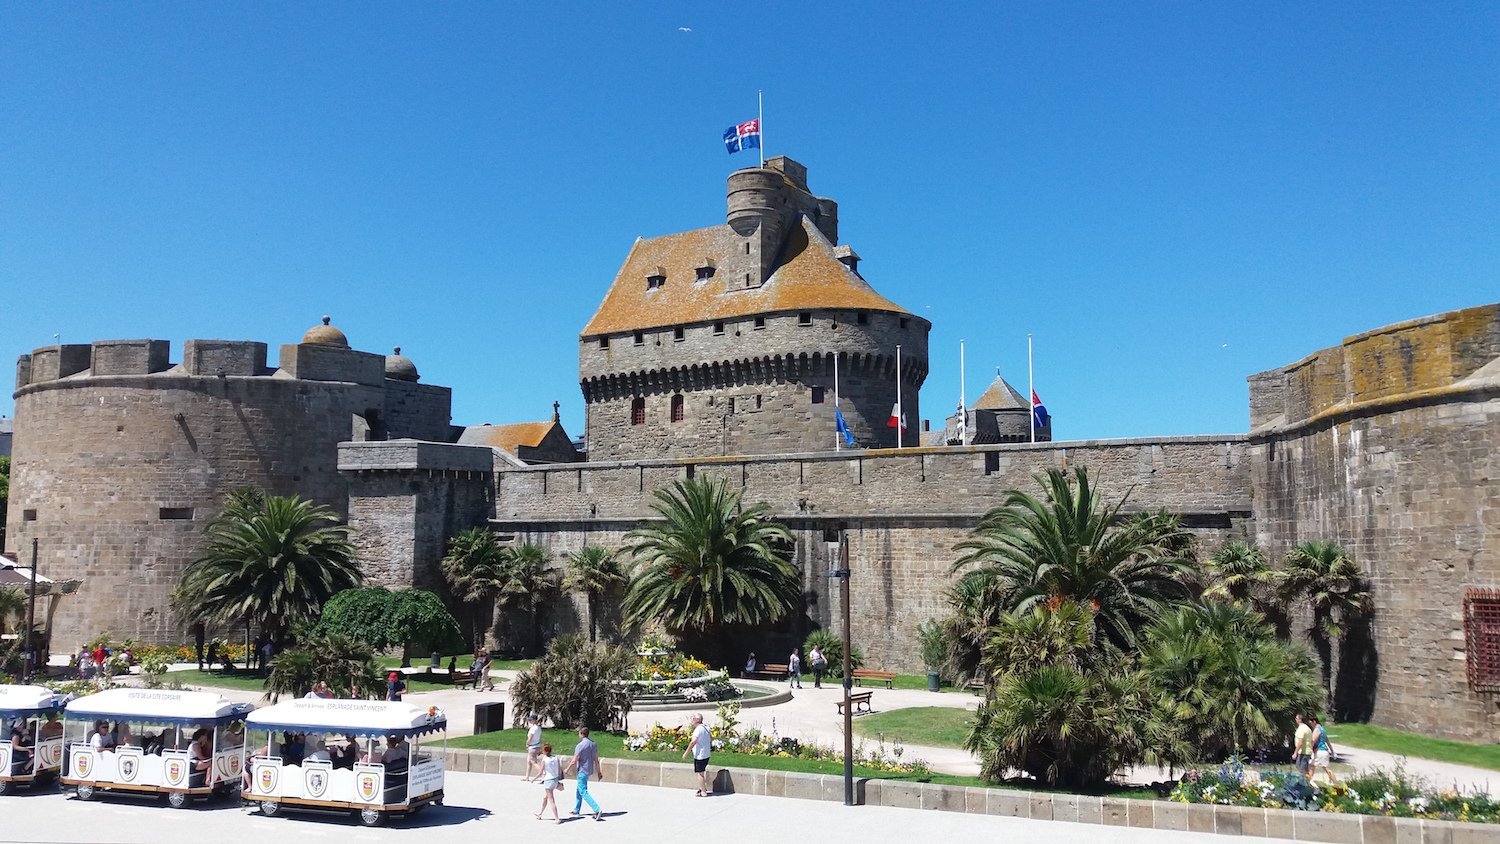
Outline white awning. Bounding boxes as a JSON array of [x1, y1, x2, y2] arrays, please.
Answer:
[[247, 699, 447, 738], [63, 688, 252, 725], [0, 684, 67, 716]]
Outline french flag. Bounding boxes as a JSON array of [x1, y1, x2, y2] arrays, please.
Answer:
[[723, 119, 761, 154], [1031, 390, 1050, 430], [887, 402, 907, 432]]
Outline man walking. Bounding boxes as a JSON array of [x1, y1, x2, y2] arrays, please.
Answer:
[[563, 726, 603, 820], [1292, 714, 1312, 775], [682, 714, 713, 796]]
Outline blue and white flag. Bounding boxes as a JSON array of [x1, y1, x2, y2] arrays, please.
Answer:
[[723, 118, 761, 154], [835, 406, 856, 448]]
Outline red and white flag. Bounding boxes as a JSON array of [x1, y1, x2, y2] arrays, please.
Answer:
[[886, 403, 907, 432]]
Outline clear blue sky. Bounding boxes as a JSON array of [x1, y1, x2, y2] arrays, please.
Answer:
[[3, 3, 1496, 440]]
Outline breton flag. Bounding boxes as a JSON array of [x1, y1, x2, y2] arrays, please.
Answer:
[[835, 406, 856, 448], [1031, 390, 1050, 431], [723, 119, 761, 154], [955, 397, 967, 443], [887, 402, 907, 432]]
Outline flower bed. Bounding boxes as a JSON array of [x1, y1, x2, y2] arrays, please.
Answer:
[[1170, 757, 1498, 824]]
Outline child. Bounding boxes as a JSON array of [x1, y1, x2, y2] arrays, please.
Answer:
[[534, 743, 562, 823]]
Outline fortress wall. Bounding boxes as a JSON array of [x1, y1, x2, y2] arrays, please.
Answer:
[[491, 436, 1250, 670], [1250, 303, 1500, 741], [381, 380, 454, 443], [580, 310, 927, 460]]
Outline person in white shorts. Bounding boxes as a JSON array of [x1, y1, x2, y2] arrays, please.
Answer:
[[524, 714, 544, 782]]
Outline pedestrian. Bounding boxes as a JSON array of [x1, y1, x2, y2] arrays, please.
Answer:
[[524, 714, 544, 782], [206, 641, 220, 675], [788, 647, 803, 689], [260, 639, 275, 676], [682, 713, 713, 796], [305, 681, 334, 699], [562, 726, 603, 820], [77, 646, 92, 681], [809, 645, 828, 689], [743, 652, 757, 679], [474, 649, 495, 692], [385, 671, 407, 702], [191, 622, 206, 671], [534, 742, 563, 822], [1292, 714, 1312, 775], [1309, 716, 1338, 785]]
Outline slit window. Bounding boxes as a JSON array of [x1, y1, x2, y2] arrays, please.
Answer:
[[631, 397, 646, 426], [811, 386, 826, 404], [670, 394, 685, 422], [755, 394, 763, 410], [798, 312, 812, 326], [159, 507, 194, 520]]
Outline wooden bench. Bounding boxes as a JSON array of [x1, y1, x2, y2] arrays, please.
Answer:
[[836, 691, 874, 715], [749, 663, 789, 680], [450, 669, 478, 689], [851, 669, 895, 689]]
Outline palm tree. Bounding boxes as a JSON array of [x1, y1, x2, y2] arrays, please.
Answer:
[[265, 633, 383, 701], [952, 468, 1193, 650], [1201, 541, 1273, 607], [440, 527, 509, 649], [621, 477, 801, 637], [173, 491, 360, 645], [1276, 540, 1372, 702], [939, 568, 1010, 691], [563, 545, 626, 642], [0, 585, 25, 637], [496, 543, 560, 655]]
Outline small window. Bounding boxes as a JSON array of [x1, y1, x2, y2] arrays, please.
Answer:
[[984, 453, 1000, 475], [857, 313, 869, 325], [713, 321, 725, 335], [23, 509, 37, 522], [646, 273, 666, 291], [599, 337, 609, 350], [673, 327, 685, 342], [899, 318, 909, 329], [753, 317, 766, 330], [696, 264, 716, 281], [798, 312, 812, 326], [634, 331, 645, 346], [631, 397, 646, 425], [671, 394, 685, 422], [811, 386, 826, 404], [159, 507, 194, 520], [744, 243, 750, 255], [728, 397, 736, 413], [755, 394, 763, 410]]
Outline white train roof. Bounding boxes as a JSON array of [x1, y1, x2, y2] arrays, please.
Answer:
[[63, 688, 252, 724], [248, 698, 447, 737], [0, 684, 67, 716]]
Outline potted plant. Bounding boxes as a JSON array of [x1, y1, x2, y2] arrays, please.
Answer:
[[917, 619, 945, 692]]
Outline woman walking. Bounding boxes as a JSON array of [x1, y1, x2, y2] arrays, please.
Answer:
[[1308, 716, 1339, 785], [534, 743, 562, 822], [524, 714, 544, 782]]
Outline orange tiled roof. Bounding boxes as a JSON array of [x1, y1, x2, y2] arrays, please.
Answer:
[[580, 216, 913, 336], [457, 421, 556, 455]]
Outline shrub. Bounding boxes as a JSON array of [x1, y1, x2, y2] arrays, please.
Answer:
[[802, 629, 864, 673], [508, 633, 635, 730], [265, 634, 383, 700], [918, 619, 946, 672]]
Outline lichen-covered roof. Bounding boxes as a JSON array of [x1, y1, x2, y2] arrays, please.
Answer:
[[973, 376, 1027, 410], [457, 422, 556, 454], [581, 216, 913, 336]]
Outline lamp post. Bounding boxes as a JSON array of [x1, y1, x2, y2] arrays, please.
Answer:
[[826, 527, 854, 806], [23, 538, 38, 683]]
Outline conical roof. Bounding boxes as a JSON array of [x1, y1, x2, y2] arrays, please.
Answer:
[[973, 375, 1027, 410]]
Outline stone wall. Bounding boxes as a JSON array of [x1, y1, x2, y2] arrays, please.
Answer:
[[1249, 303, 1500, 741], [491, 435, 1251, 670], [580, 309, 928, 459]]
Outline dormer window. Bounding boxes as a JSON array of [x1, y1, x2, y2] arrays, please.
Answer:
[[695, 261, 716, 282], [646, 274, 666, 291]]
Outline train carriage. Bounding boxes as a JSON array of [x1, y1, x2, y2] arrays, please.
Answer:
[[0, 684, 67, 794]]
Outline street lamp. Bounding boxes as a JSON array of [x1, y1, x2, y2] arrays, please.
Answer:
[[825, 526, 854, 806], [23, 539, 38, 683]]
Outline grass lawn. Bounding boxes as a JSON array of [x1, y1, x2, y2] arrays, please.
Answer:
[[166, 669, 453, 694], [853, 706, 973, 749], [377, 655, 535, 672], [449, 728, 1156, 800], [1329, 723, 1500, 772]]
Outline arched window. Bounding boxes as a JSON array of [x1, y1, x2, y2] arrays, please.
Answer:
[[631, 396, 645, 426], [670, 394, 685, 422]]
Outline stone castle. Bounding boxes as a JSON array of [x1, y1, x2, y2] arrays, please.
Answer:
[[6, 158, 1499, 742]]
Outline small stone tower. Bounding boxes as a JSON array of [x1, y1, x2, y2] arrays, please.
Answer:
[[578, 158, 929, 460]]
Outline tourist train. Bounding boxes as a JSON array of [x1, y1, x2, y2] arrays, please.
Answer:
[[0, 684, 447, 827]]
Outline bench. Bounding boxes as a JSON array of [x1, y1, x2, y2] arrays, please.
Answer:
[[450, 670, 478, 689], [851, 669, 895, 689], [835, 691, 874, 715], [749, 663, 789, 680]]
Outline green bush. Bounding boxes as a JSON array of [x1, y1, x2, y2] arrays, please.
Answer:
[[802, 629, 864, 673], [266, 634, 383, 700], [508, 633, 635, 730], [315, 587, 464, 665]]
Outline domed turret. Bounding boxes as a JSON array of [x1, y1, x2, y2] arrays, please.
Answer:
[[385, 346, 419, 382], [302, 315, 349, 348]]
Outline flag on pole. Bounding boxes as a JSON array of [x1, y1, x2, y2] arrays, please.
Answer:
[[887, 402, 907, 432], [835, 407, 856, 448], [1031, 390, 1050, 431], [723, 119, 761, 154], [955, 398, 967, 443]]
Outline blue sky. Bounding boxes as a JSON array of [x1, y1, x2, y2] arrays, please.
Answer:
[[3, 3, 1496, 440]]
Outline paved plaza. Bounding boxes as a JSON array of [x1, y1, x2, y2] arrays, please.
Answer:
[[0, 770, 1299, 844]]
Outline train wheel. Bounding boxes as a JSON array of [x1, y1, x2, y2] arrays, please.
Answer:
[[75, 784, 95, 801], [167, 791, 190, 809], [260, 800, 280, 817], [358, 808, 386, 827], [0, 779, 13, 796]]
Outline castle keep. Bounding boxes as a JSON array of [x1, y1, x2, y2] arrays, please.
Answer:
[[6, 158, 1499, 743]]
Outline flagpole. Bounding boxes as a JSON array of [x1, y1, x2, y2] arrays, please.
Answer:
[[960, 339, 966, 441], [758, 90, 765, 168], [1028, 334, 1035, 444], [895, 344, 903, 449], [833, 353, 841, 452]]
